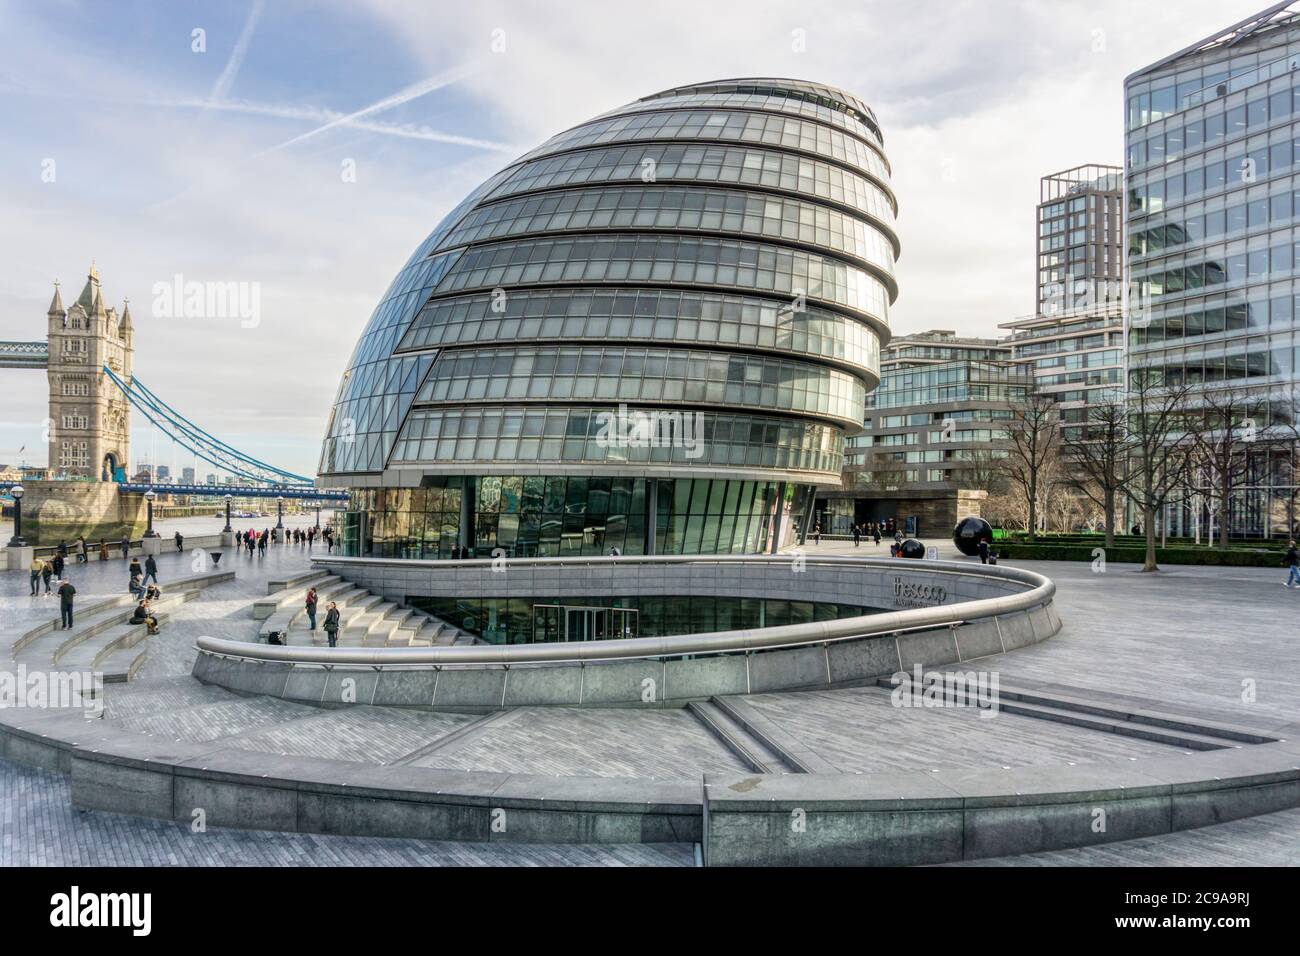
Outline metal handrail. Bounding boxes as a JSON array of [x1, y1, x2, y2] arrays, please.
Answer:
[[194, 555, 1055, 667]]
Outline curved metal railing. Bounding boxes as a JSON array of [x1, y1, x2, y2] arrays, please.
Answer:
[[195, 554, 1055, 668]]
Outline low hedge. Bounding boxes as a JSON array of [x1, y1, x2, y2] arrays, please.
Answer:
[[997, 533, 1288, 550], [993, 542, 1288, 567]]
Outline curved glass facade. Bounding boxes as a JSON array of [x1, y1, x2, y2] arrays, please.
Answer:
[[321, 78, 897, 557]]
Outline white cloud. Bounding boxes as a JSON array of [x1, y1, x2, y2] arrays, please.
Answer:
[[0, 0, 1272, 473]]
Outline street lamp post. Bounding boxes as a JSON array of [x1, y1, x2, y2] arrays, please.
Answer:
[[314, 504, 321, 529], [143, 489, 159, 537], [276, 495, 284, 530], [222, 493, 233, 533], [7, 484, 25, 547]]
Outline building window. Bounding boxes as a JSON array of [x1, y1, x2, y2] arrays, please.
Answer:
[[58, 441, 89, 469]]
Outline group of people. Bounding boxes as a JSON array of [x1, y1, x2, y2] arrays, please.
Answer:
[[127, 554, 160, 599], [302, 586, 341, 646], [848, 523, 888, 548], [235, 525, 333, 555], [28, 538, 168, 632]]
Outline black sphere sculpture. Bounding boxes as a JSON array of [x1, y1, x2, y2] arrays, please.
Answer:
[[953, 516, 994, 557], [899, 538, 926, 560]]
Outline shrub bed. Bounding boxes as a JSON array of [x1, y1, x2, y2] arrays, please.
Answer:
[[993, 541, 1287, 567]]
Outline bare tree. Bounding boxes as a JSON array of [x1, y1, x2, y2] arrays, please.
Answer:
[[1187, 386, 1258, 549], [1125, 367, 1194, 572], [951, 446, 1008, 494], [1003, 394, 1061, 543], [1064, 401, 1132, 551]]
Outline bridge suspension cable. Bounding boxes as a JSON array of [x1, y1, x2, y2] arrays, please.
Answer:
[[102, 365, 315, 487]]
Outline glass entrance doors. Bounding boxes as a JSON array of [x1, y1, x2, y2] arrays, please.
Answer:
[[531, 605, 638, 643]]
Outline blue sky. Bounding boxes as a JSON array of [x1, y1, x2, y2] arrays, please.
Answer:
[[0, 0, 1269, 476]]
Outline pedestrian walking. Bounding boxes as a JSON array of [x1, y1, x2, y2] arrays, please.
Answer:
[[175, 531, 184, 552], [29, 557, 43, 595], [98, 539, 109, 561], [978, 539, 990, 565], [324, 602, 340, 647], [77, 536, 88, 563], [121, 537, 130, 559], [51, 552, 65, 578], [144, 554, 158, 585], [813, 524, 821, 545], [1285, 539, 1300, 588], [853, 525, 861, 547], [58, 579, 76, 629], [873, 526, 881, 546], [305, 587, 318, 631], [40, 559, 54, 594]]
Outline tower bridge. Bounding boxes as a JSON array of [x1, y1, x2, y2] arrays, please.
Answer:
[[1, 264, 345, 543]]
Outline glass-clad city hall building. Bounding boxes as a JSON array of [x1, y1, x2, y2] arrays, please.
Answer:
[[319, 79, 898, 558], [1126, 4, 1300, 536]]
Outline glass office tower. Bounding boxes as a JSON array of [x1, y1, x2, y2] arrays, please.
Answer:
[[1125, 4, 1300, 537], [319, 78, 897, 557]]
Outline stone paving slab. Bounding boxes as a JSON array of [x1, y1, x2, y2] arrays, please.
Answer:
[[219, 705, 475, 765], [412, 706, 751, 779]]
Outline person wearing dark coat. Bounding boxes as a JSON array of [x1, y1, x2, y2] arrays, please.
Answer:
[[175, 531, 184, 552], [58, 579, 76, 629], [144, 554, 158, 585], [978, 539, 990, 565], [130, 600, 159, 635], [323, 603, 340, 647], [40, 560, 54, 594]]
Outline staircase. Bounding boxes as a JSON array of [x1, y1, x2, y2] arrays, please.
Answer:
[[256, 572, 476, 648], [13, 571, 233, 683]]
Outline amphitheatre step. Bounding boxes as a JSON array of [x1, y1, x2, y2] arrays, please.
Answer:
[[52, 589, 199, 667], [687, 701, 793, 774], [13, 601, 135, 662], [252, 573, 335, 619]]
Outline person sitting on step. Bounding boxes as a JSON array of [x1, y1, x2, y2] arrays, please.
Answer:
[[130, 599, 159, 636]]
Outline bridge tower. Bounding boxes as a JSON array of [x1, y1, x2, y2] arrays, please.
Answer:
[[46, 262, 133, 481]]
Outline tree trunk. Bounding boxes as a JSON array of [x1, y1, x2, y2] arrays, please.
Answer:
[[1104, 486, 1115, 551], [1218, 471, 1230, 549], [1143, 504, 1158, 572], [1027, 478, 1037, 544]]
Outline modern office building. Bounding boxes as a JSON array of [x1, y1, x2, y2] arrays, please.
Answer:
[[1125, 2, 1300, 536], [1035, 165, 1124, 316], [1000, 303, 1125, 444], [825, 330, 1029, 534], [319, 78, 897, 557], [1008, 165, 1128, 444]]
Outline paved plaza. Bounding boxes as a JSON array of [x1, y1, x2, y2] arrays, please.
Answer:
[[3, 536, 1298, 865]]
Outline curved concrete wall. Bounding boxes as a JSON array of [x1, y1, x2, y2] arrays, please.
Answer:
[[2, 703, 1296, 864], [192, 555, 1062, 711]]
